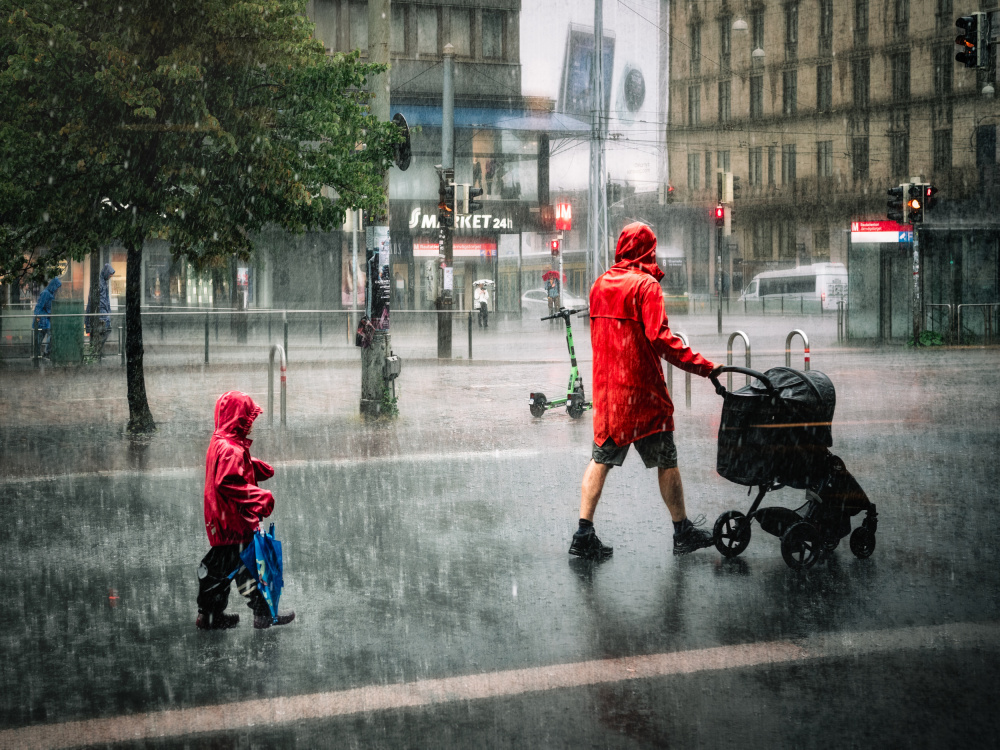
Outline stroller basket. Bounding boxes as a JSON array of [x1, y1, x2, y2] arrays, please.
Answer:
[[717, 367, 836, 488]]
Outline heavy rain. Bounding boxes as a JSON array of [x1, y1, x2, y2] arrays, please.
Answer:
[[1, 1, 999, 747]]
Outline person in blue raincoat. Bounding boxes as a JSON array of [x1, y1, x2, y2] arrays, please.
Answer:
[[86, 264, 115, 360], [33, 277, 61, 358]]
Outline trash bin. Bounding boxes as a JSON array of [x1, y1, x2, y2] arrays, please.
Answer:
[[50, 300, 84, 364]]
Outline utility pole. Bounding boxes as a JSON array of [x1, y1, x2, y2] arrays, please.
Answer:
[[437, 43, 455, 358], [588, 0, 609, 287], [361, 0, 392, 417]]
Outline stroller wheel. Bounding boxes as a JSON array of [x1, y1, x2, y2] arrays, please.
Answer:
[[849, 527, 876, 559], [781, 522, 821, 570], [714, 510, 751, 558]]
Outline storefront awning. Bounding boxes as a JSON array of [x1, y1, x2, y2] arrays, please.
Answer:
[[390, 105, 591, 136]]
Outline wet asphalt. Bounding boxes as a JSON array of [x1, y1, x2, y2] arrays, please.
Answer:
[[1, 313, 999, 748]]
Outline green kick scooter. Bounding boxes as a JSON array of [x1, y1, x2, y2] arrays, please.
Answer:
[[529, 306, 592, 419]]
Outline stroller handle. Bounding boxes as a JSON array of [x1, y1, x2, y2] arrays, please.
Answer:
[[709, 366, 775, 396], [541, 306, 589, 321]]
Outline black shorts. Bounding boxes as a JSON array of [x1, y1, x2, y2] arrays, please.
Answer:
[[592, 431, 678, 469]]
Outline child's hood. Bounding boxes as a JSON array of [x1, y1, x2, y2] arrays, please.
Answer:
[[213, 391, 263, 443]]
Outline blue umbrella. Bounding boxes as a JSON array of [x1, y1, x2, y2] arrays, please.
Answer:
[[236, 524, 284, 624]]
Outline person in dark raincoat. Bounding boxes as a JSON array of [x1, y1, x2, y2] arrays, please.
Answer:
[[32, 277, 61, 358], [196, 391, 295, 630], [570, 223, 722, 560], [86, 263, 115, 360]]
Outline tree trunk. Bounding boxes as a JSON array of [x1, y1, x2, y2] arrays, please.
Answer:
[[125, 240, 156, 433]]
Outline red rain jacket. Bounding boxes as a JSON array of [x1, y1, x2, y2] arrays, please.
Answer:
[[590, 223, 716, 446], [203, 391, 275, 546]]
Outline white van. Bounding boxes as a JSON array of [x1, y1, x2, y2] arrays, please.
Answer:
[[739, 263, 847, 311]]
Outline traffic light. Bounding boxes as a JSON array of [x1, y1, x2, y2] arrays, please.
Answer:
[[550, 239, 560, 257], [887, 184, 907, 223], [468, 186, 483, 214], [924, 184, 938, 212], [956, 13, 987, 69], [714, 204, 725, 227], [667, 184, 675, 204], [907, 184, 924, 223], [438, 179, 455, 228]]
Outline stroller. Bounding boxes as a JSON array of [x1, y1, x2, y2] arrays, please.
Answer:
[[709, 366, 878, 570]]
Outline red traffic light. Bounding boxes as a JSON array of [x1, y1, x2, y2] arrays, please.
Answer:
[[550, 239, 560, 256], [714, 204, 725, 226], [555, 202, 572, 231]]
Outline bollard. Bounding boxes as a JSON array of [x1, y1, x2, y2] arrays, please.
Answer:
[[837, 301, 844, 342], [468, 311, 473, 360], [268, 313, 272, 342], [726, 331, 751, 391], [800, 296, 804, 315], [204, 313, 209, 364], [675, 332, 692, 408], [283, 310, 288, 362], [785, 329, 810, 370], [268, 344, 287, 427], [119, 324, 125, 367], [215, 314, 219, 341], [319, 314, 323, 345]]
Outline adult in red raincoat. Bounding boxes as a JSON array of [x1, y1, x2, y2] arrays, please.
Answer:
[[196, 391, 294, 630], [569, 223, 721, 560]]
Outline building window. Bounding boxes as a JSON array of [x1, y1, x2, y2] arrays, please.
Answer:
[[778, 221, 797, 259], [416, 6, 439, 56], [934, 45, 953, 96], [749, 147, 763, 186], [718, 79, 732, 122], [688, 85, 701, 125], [891, 51, 910, 102], [688, 153, 701, 191], [894, 0, 910, 38], [768, 145, 776, 185], [813, 229, 830, 261], [783, 70, 798, 115], [750, 75, 763, 119], [719, 16, 732, 70], [690, 23, 701, 76], [785, 3, 799, 61], [349, 1, 368, 51], [819, 0, 833, 56], [451, 9, 472, 57], [852, 137, 869, 182], [890, 133, 909, 179], [482, 10, 504, 59], [817, 140, 833, 177], [753, 223, 772, 260], [312, 0, 338, 52], [936, 0, 953, 32], [852, 57, 870, 109], [718, 150, 731, 172], [782, 143, 797, 184], [391, 6, 405, 54], [855, 0, 869, 45], [933, 129, 952, 171], [751, 10, 765, 51], [705, 151, 713, 189], [817, 65, 832, 112]]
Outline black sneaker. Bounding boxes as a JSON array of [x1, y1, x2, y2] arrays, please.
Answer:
[[569, 528, 613, 560], [254, 611, 296, 629], [195, 612, 240, 630], [673, 516, 714, 555]]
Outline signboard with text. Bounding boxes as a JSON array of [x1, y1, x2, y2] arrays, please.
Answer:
[[850, 220, 913, 244]]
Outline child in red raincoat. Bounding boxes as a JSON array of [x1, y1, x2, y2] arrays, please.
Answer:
[[196, 391, 295, 630]]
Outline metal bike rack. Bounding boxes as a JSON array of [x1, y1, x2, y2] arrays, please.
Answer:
[[726, 331, 751, 391], [925, 304, 953, 342], [268, 344, 287, 427], [785, 329, 810, 370], [667, 332, 693, 408], [956, 303, 999, 345]]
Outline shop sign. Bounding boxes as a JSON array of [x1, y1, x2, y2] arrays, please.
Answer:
[[850, 220, 913, 244], [414, 239, 497, 258], [407, 206, 516, 232]]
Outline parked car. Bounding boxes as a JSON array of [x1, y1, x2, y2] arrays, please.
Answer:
[[521, 288, 588, 317]]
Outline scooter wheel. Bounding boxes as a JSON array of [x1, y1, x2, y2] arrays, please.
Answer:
[[567, 401, 584, 419], [849, 526, 876, 559], [529, 393, 547, 418]]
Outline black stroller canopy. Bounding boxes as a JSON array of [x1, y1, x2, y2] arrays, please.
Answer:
[[750, 367, 836, 443]]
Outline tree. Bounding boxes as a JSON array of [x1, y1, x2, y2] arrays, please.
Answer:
[[0, 0, 398, 432]]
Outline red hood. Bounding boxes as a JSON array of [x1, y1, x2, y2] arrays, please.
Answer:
[[214, 391, 262, 443], [610, 222, 664, 281]]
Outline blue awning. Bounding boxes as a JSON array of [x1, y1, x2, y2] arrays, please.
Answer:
[[390, 105, 590, 136]]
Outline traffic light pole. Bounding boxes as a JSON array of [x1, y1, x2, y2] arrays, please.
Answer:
[[360, 0, 393, 417], [437, 44, 455, 359], [912, 227, 922, 347]]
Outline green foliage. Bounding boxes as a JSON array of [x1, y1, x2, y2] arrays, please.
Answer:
[[0, 0, 400, 282], [379, 385, 399, 419], [906, 330, 946, 347]]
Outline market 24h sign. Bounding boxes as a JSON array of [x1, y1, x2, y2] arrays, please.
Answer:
[[406, 206, 517, 233]]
